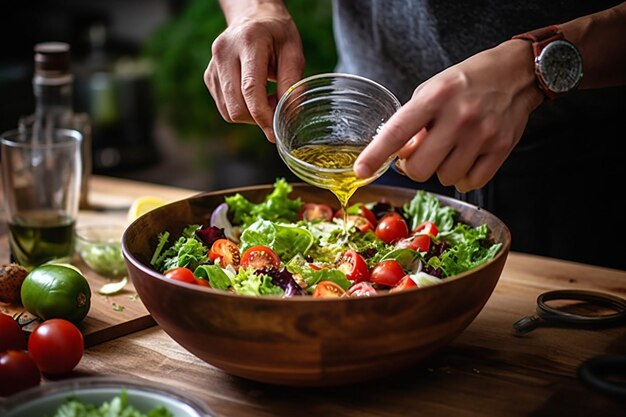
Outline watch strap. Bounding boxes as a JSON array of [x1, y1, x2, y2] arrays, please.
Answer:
[[512, 25, 565, 100], [512, 25, 564, 58]]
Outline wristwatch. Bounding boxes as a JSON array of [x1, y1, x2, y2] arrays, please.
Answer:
[[513, 25, 583, 100]]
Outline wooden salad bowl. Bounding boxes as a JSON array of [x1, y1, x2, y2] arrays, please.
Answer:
[[122, 183, 511, 387]]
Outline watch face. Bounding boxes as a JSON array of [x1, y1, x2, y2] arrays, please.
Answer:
[[537, 40, 583, 93]]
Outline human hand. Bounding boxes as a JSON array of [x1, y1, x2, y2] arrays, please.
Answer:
[[204, 2, 305, 142], [354, 40, 545, 192]]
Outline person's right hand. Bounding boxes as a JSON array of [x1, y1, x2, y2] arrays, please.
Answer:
[[204, 2, 305, 142]]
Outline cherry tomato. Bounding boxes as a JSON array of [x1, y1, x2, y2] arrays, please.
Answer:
[[359, 205, 378, 226], [347, 215, 374, 233], [194, 277, 211, 287], [240, 245, 280, 270], [209, 239, 241, 267], [390, 275, 417, 292], [298, 203, 334, 221], [28, 319, 84, 375], [375, 213, 409, 244], [402, 234, 431, 252], [347, 281, 378, 297], [0, 313, 26, 352], [312, 281, 347, 298], [337, 249, 369, 282], [413, 221, 439, 237], [165, 267, 196, 284], [0, 350, 41, 396], [370, 260, 406, 287]]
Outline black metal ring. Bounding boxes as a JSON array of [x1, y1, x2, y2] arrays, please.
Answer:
[[578, 355, 626, 400], [536, 289, 626, 326]]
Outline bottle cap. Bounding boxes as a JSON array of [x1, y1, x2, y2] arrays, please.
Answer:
[[34, 42, 71, 77]]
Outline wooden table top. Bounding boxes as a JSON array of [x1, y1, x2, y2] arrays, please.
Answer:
[[2, 176, 625, 416]]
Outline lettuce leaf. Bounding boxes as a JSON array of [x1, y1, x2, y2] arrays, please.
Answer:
[[194, 264, 232, 290], [231, 266, 284, 296], [225, 178, 303, 229], [239, 219, 314, 261], [428, 223, 502, 277], [151, 225, 208, 272], [403, 190, 456, 232]]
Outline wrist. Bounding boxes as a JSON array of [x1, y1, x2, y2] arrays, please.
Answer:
[[220, 0, 289, 25], [496, 40, 546, 111]]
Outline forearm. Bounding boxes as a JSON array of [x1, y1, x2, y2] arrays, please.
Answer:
[[559, 2, 626, 88], [218, 0, 288, 25]]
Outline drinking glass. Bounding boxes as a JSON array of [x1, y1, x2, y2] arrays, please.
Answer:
[[1, 128, 82, 268], [273, 73, 401, 210]]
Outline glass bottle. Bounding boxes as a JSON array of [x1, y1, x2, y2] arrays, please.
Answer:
[[19, 42, 92, 209]]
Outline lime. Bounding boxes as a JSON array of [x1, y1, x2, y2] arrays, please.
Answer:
[[20, 264, 91, 324]]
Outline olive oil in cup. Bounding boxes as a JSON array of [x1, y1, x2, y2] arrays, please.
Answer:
[[274, 73, 401, 232], [1, 128, 82, 268]]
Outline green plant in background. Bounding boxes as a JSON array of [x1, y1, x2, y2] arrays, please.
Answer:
[[143, 0, 336, 160]]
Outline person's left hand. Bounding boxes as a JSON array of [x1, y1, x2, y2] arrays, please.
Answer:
[[354, 40, 546, 192]]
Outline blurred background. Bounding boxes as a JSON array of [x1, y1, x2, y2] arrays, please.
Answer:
[[0, 0, 336, 191]]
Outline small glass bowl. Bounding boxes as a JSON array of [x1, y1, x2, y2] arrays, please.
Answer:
[[0, 376, 215, 417], [75, 224, 127, 278], [273, 73, 401, 204]]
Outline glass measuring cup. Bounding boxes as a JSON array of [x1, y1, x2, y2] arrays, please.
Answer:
[[273, 73, 401, 218]]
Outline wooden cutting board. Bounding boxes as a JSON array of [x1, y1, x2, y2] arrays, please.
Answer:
[[0, 251, 156, 348]]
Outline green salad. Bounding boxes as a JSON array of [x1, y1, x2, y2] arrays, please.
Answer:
[[149, 179, 502, 297], [48, 390, 172, 417]]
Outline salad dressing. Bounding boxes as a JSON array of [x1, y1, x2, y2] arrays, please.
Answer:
[[290, 144, 367, 233]]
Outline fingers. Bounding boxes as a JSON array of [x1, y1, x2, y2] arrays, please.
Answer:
[[276, 43, 305, 100], [240, 47, 275, 140], [207, 32, 276, 141], [354, 100, 435, 179], [455, 147, 511, 193], [204, 64, 230, 122]]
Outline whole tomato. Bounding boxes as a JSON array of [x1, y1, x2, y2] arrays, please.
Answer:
[[0, 350, 41, 396], [0, 313, 26, 352], [28, 319, 84, 375], [375, 213, 409, 244]]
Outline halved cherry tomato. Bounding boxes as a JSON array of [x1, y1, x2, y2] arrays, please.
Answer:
[[240, 245, 280, 270], [413, 221, 439, 237], [308, 263, 322, 271], [403, 234, 431, 252], [390, 275, 417, 292], [209, 239, 241, 267], [370, 260, 406, 287], [312, 281, 347, 298], [359, 205, 378, 226], [337, 249, 369, 282], [375, 213, 409, 244], [165, 267, 196, 284], [347, 281, 377, 297], [298, 203, 334, 221], [347, 215, 374, 233]]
